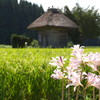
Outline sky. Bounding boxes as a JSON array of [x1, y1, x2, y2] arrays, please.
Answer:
[[24, 0, 100, 12]]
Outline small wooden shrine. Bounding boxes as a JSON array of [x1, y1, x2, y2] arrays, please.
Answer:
[[27, 8, 79, 47]]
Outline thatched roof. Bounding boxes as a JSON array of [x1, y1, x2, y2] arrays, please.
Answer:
[[27, 8, 79, 30]]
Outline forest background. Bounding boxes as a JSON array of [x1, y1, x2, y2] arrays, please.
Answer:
[[0, 0, 100, 46]]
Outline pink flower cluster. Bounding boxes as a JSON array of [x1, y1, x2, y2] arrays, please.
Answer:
[[49, 45, 100, 91], [83, 52, 100, 71]]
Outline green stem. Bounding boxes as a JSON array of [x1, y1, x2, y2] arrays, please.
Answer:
[[76, 86, 79, 100], [68, 87, 70, 100], [93, 87, 95, 100], [76, 71, 83, 100], [83, 89, 86, 100], [99, 89, 100, 100], [61, 79, 64, 100]]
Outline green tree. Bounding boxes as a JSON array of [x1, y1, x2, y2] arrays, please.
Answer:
[[72, 3, 100, 38], [64, 5, 81, 44], [0, 0, 44, 44], [0, 0, 14, 44], [64, 4, 100, 44]]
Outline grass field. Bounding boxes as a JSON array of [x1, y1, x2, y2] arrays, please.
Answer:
[[0, 47, 100, 100]]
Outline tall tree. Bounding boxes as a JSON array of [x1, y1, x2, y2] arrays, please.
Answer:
[[64, 5, 81, 44], [72, 3, 100, 38], [64, 4, 100, 44], [0, 0, 14, 44], [0, 0, 44, 44]]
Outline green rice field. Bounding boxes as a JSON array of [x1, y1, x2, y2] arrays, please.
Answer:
[[0, 47, 100, 100]]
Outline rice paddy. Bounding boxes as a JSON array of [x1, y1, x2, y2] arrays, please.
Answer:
[[0, 47, 100, 100]]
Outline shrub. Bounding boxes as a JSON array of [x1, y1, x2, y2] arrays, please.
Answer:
[[11, 34, 32, 48], [67, 41, 74, 48], [30, 40, 39, 48]]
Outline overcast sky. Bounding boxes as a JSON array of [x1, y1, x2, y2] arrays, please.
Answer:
[[19, 0, 100, 12]]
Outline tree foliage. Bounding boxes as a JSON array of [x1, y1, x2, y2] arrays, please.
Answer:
[[0, 0, 44, 44], [64, 4, 100, 44], [64, 5, 81, 44], [0, 1, 100, 45], [72, 3, 100, 38]]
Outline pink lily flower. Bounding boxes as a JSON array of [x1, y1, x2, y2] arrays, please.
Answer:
[[83, 52, 100, 71], [69, 57, 81, 70], [51, 69, 65, 79], [49, 56, 66, 68], [66, 71, 83, 91], [71, 44, 84, 61], [86, 72, 100, 89]]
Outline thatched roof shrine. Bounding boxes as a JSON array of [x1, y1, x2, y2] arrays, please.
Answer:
[[27, 8, 79, 47], [27, 8, 78, 30]]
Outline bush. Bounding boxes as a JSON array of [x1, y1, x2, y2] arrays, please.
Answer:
[[11, 34, 32, 48], [30, 40, 39, 48], [67, 41, 74, 48]]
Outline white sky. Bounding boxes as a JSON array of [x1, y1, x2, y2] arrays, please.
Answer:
[[24, 0, 100, 12]]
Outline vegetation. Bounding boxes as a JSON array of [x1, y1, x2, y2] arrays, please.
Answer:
[[11, 34, 33, 48], [0, 48, 100, 100], [0, 0, 100, 46], [30, 40, 39, 48], [0, 44, 12, 48], [0, 0, 44, 45], [64, 4, 100, 44]]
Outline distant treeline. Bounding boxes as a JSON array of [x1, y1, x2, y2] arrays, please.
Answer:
[[0, 0, 44, 44], [63, 4, 100, 45], [0, 0, 100, 45]]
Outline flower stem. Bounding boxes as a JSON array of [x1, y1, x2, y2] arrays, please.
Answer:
[[76, 86, 79, 100], [68, 87, 70, 100], [76, 71, 83, 100], [93, 87, 95, 100], [61, 79, 64, 100], [99, 89, 100, 100], [83, 89, 86, 100]]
